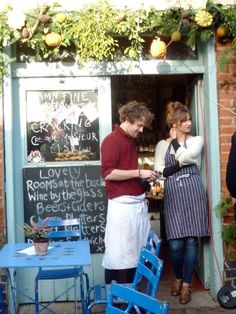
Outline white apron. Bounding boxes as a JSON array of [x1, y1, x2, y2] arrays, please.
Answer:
[[102, 194, 150, 269]]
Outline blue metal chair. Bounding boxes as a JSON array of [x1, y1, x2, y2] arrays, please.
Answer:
[[86, 228, 161, 313], [145, 228, 162, 256], [0, 286, 6, 314], [106, 283, 169, 314], [86, 240, 163, 314], [34, 218, 89, 314]]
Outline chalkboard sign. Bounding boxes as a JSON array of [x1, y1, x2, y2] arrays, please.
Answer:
[[23, 165, 107, 253], [26, 90, 100, 162]]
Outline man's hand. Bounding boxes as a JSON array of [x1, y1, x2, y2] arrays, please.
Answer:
[[140, 169, 160, 182]]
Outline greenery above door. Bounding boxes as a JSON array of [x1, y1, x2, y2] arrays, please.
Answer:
[[0, 0, 236, 79]]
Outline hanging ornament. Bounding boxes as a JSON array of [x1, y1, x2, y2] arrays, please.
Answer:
[[21, 27, 30, 39], [195, 10, 213, 27], [171, 31, 182, 42], [38, 14, 51, 23], [150, 38, 167, 58], [216, 25, 228, 38], [55, 13, 67, 24]]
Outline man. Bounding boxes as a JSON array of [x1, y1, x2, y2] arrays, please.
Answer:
[[101, 100, 159, 284], [226, 132, 236, 221]]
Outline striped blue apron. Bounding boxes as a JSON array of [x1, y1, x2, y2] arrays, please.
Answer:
[[163, 143, 209, 240]]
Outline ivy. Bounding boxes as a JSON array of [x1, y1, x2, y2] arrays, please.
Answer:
[[215, 195, 236, 244], [222, 224, 236, 244], [215, 194, 233, 217], [64, 1, 119, 62]]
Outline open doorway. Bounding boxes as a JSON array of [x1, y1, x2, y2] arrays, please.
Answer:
[[110, 74, 207, 293], [111, 74, 199, 167]]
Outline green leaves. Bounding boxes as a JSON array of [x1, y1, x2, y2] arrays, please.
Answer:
[[215, 194, 236, 244], [215, 194, 233, 217], [0, 0, 235, 70], [222, 224, 236, 244], [63, 0, 119, 62]]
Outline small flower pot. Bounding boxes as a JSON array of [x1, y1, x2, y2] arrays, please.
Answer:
[[33, 239, 49, 256]]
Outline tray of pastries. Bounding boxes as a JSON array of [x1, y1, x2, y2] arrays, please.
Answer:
[[55, 149, 95, 161]]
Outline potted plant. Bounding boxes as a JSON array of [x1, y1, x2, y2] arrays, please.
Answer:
[[215, 194, 236, 259], [23, 220, 52, 255]]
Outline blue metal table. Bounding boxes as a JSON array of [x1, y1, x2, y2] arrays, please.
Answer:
[[0, 241, 91, 314]]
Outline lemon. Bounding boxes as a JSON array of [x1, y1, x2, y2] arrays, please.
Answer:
[[45, 32, 62, 47], [171, 31, 181, 42], [216, 25, 227, 38], [55, 12, 67, 24]]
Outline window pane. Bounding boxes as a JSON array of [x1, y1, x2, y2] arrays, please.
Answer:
[[26, 90, 100, 162]]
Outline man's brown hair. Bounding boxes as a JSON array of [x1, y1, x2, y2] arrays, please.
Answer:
[[118, 100, 154, 128]]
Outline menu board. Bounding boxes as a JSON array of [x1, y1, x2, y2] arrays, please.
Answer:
[[23, 165, 107, 253], [26, 90, 100, 162]]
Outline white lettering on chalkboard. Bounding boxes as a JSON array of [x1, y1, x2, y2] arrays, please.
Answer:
[[24, 166, 107, 253], [27, 90, 100, 161]]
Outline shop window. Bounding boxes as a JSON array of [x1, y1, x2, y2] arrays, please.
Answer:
[[26, 90, 100, 163]]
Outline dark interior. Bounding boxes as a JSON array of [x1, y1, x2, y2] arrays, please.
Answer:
[[110, 74, 204, 289], [111, 74, 196, 144]]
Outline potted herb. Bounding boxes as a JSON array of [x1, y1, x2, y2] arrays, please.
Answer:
[[24, 221, 52, 255], [215, 195, 236, 259], [215, 194, 232, 217]]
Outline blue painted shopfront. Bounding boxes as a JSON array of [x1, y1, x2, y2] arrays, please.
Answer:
[[3, 39, 223, 306]]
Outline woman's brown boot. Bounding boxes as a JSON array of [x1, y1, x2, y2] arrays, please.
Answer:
[[179, 285, 191, 304], [171, 279, 182, 296]]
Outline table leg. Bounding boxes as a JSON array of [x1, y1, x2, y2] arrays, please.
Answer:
[[7, 269, 37, 313], [6, 269, 17, 314], [80, 272, 85, 314]]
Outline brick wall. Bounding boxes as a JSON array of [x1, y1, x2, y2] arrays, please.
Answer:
[[216, 40, 236, 287], [216, 40, 236, 201]]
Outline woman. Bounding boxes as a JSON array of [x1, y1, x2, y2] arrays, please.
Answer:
[[154, 101, 209, 305]]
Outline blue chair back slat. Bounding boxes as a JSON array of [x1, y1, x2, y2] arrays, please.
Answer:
[[47, 230, 81, 239], [86, 229, 163, 314], [39, 218, 82, 241], [46, 218, 81, 228], [132, 247, 163, 297], [145, 229, 162, 256], [34, 218, 89, 314], [106, 283, 169, 314]]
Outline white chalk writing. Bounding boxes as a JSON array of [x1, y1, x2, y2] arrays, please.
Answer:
[[24, 166, 107, 253]]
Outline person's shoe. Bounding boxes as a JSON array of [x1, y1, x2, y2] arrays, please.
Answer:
[[179, 285, 191, 304], [171, 279, 182, 296]]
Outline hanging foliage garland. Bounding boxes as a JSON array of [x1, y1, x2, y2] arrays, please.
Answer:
[[0, 0, 236, 76]]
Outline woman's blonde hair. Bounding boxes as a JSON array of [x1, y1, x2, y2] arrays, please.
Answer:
[[166, 101, 191, 127]]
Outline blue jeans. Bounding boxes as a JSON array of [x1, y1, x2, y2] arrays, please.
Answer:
[[168, 237, 198, 284]]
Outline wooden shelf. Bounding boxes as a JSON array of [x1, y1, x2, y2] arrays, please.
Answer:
[[146, 195, 163, 201], [138, 152, 155, 157]]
